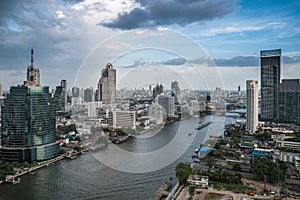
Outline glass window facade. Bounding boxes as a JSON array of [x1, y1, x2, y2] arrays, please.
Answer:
[[0, 85, 59, 162]]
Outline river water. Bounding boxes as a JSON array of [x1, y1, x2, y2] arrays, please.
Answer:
[[0, 115, 238, 200]]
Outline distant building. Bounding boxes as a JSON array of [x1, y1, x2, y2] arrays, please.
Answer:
[[84, 87, 94, 102], [171, 81, 181, 104], [0, 49, 59, 162], [237, 85, 241, 94], [53, 80, 68, 112], [0, 82, 2, 96], [246, 80, 258, 133], [72, 87, 80, 97], [97, 63, 116, 104], [278, 79, 300, 125], [88, 102, 102, 117], [260, 49, 281, 122], [153, 83, 163, 99], [156, 94, 175, 117], [108, 110, 136, 129]]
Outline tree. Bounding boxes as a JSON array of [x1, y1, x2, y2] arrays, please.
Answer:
[[176, 163, 192, 185], [232, 163, 241, 171], [206, 157, 215, 172], [251, 157, 284, 183]]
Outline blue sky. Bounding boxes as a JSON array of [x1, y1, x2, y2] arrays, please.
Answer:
[[0, 0, 299, 91]]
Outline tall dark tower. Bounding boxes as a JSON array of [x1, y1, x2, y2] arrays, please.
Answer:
[[260, 49, 281, 122], [25, 49, 40, 86]]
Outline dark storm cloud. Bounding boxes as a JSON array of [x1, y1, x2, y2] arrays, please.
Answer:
[[101, 0, 239, 30]]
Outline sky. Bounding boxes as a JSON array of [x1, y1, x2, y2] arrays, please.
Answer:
[[0, 0, 299, 91]]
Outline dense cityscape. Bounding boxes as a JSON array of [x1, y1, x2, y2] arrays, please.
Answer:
[[0, 1, 300, 200]]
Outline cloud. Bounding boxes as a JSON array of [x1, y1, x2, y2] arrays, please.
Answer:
[[117, 60, 145, 68], [101, 0, 239, 30], [163, 58, 186, 65]]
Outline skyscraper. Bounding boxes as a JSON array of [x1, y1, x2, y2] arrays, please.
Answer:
[[97, 63, 116, 104], [171, 81, 181, 104], [156, 94, 175, 117], [53, 80, 68, 112], [72, 87, 80, 97], [260, 49, 281, 122], [84, 87, 94, 102], [278, 79, 300, 125], [0, 49, 59, 162], [246, 80, 258, 133]]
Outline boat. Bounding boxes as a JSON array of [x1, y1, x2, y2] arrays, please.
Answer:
[[28, 171, 36, 175], [12, 178, 21, 184], [195, 148, 199, 153]]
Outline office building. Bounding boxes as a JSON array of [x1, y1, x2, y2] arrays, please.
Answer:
[[246, 80, 259, 133], [84, 87, 94, 102], [278, 79, 300, 125], [153, 83, 163, 99], [0, 82, 2, 96], [0, 49, 59, 162], [156, 94, 175, 117], [171, 81, 181, 104], [97, 63, 116, 104], [72, 87, 80, 98], [260, 49, 281, 121], [53, 80, 68, 111]]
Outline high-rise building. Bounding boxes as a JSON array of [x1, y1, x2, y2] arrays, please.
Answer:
[[108, 110, 136, 129], [171, 81, 181, 104], [278, 79, 300, 125], [156, 94, 175, 117], [0, 50, 59, 162], [84, 87, 94, 102], [246, 80, 259, 133], [72, 87, 80, 97], [53, 80, 67, 111], [97, 63, 116, 104], [153, 83, 163, 99], [260, 49, 281, 122], [237, 85, 241, 94]]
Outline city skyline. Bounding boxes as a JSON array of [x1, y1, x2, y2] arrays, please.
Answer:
[[0, 1, 299, 91]]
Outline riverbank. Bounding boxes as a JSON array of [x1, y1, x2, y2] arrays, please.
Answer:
[[1, 150, 85, 185]]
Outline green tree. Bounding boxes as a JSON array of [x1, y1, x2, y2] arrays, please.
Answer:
[[251, 157, 284, 183], [232, 163, 241, 171], [176, 163, 192, 185], [206, 157, 215, 172]]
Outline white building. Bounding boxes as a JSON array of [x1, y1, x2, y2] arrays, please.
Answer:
[[246, 80, 258, 133], [88, 102, 102, 117], [187, 175, 209, 188], [108, 110, 136, 129], [149, 103, 164, 125]]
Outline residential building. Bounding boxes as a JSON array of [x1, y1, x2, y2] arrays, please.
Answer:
[[187, 175, 209, 188], [246, 80, 258, 133], [260, 49, 281, 122], [108, 110, 136, 129]]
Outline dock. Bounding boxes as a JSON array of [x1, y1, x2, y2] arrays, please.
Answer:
[[149, 182, 172, 200]]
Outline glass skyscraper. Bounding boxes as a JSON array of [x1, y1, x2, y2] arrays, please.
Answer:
[[278, 79, 300, 125], [260, 49, 281, 122], [0, 49, 59, 162]]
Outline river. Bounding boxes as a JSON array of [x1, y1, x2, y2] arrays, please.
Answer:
[[0, 115, 239, 200]]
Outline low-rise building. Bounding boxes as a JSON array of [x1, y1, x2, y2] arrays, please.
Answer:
[[187, 175, 209, 188]]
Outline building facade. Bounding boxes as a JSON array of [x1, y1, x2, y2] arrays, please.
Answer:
[[97, 63, 116, 104], [53, 80, 68, 112], [108, 110, 136, 129], [278, 79, 300, 125], [246, 80, 259, 133], [260, 49, 281, 122], [156, 94, 175, 117]]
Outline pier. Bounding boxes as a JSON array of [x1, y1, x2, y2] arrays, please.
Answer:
[[149, 182, 172, 200]]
